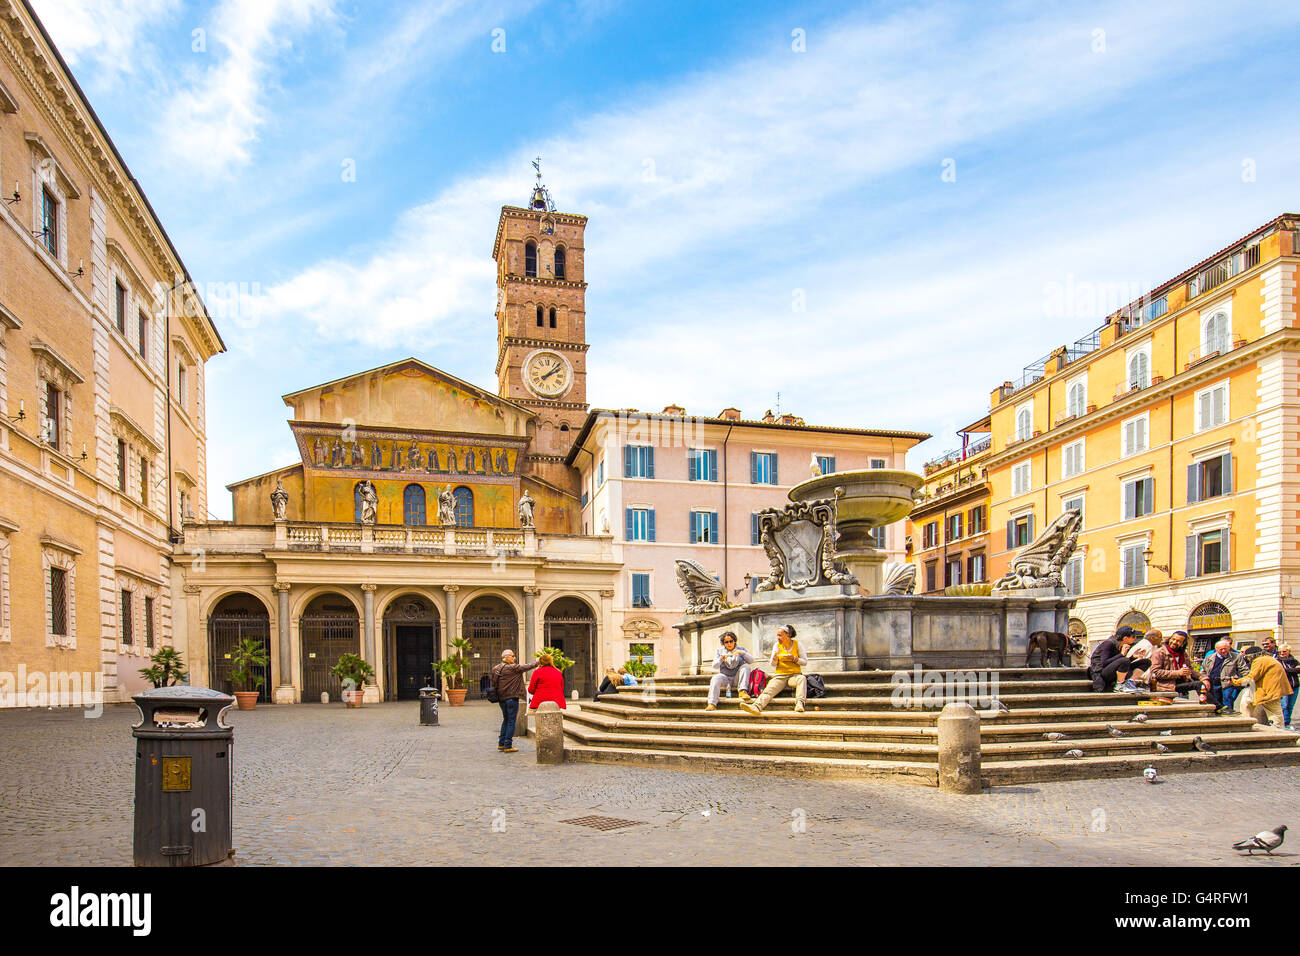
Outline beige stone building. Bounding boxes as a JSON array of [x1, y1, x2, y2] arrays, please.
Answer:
[[0, 0, 223, 705]]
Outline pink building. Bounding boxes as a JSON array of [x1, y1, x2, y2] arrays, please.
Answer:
[[566, 407, 928, 674]]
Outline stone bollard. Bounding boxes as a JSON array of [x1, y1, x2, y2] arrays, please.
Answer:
[[534, 701, 564, 765], [937, 702, 983, 794]]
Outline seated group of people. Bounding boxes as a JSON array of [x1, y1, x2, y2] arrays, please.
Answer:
[[707, 625, 808, 716], [1088, 626, 1300, 730]]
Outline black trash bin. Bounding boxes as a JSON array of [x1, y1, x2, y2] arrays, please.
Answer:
[[132, 686, 235, 867], [419, 685, 439, 726]]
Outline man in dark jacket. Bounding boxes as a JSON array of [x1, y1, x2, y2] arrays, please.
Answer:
[[491, 649, 539, 753], [1088, 626, 1151, 692]]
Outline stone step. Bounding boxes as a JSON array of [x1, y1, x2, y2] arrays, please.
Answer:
[[561, 742, 941, 785], [564, 707, 1261, 746], [602, 689, 1186, 711], [981, 746, 1300, 786], [580, 699, 1216, 726], [625, 679, 1096, 696], [980, 730, 1296, 762], [645, 667, 1086, 685], [561, 739, 1300, 787]]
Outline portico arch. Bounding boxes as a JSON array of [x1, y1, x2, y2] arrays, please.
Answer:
[[543, 595, 596, 699], [299, 592, 360, 703], [461, 593, 519, 700], [208, 592, 273, 702], [381, 592, 441, 701]]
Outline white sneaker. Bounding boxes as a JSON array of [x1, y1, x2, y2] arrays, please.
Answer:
[[794, 701, 805, 713]]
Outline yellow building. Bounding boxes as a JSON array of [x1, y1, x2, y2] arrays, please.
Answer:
[[986, 214, 1300, 657], [0, 1, 222, 706], [908, 416, 991, 594]]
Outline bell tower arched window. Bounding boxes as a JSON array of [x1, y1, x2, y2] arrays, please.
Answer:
[[524, 241, 537, 278], [549, 308, 557, 329], [536, 305, 544, 327], [554, 246, 566, 279]]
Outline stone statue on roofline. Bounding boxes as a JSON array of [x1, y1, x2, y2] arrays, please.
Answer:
[[438, 486, 457, 525], [517, 490, 535, 529], [270, 477, 289, 521]]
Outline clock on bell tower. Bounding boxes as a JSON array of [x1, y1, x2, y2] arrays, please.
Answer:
[[493, 165, 590, 490]]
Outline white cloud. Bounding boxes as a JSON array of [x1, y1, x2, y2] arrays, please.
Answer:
[[157, 0, 337, 176], [27, 0, 177, 74]]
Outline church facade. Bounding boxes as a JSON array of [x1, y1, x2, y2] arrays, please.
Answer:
[[174, 178, 929, 702]]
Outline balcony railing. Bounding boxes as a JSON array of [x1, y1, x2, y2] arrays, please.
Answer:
[[1188, 245, 1259, 300], [1185, 337, 1248, 370], [922, 436, 992, 473], [279, 521, 536, 556]]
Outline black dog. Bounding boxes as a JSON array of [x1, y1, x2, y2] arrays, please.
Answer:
[[1025, 631, 1083, 667]]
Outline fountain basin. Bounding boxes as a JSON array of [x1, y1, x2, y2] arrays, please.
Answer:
[[788, 468, 923, 554]]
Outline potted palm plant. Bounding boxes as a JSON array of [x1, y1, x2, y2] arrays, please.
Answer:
[[330, 652, 375, 708], [227, 637, 269, 710], [436, 636, 473, 706], [139, 647, 189, 688]]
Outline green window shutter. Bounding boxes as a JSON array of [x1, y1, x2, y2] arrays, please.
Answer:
[[624, 446, 634, 477], [1222, 532, 1232, 573], [750, 452, 758, 483], [647, 509, 656, 542], [709, 451, 718, 482], [646, 447, 655, 478], [625, 508, 635, 540], [1006, 520, 1014, 550], [710, 511, 719, 543], [770, 452, 779, 484], [1186, 535, 1199, 578], [751, 513, 761, 545], [1187, 463, 1200, 504]]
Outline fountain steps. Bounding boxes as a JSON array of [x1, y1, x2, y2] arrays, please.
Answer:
[[562, 667, 1300, 784]]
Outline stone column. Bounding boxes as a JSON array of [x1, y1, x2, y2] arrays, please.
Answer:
[[534, 700, 564, 765], [361, 584, 380, 703], [273, 582, 296, 704], [599, 588, 615, 681], [442, 585, 459, 652], [522, 587, 539, 660]]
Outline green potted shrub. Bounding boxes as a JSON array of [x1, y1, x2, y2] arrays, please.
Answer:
[[330, 652, 375, 708], [227, 638, 270, 710], [139, 647, 189, 688], [435, 636, 473, 706], [626, 643, 658, 679]]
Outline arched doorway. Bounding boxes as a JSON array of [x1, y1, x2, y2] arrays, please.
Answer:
[[462, 595, 517, 699], [545, 597, 596, 699], [208, 593, 272, 702], [1189, 601, 1232, 658], [300, 593, 360, 702], [383, 594, 440, 701]]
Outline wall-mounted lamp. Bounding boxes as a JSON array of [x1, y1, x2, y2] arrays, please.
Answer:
[[3, 182, 18, 205], [1142, 547, 1170, 576], [8, 399, 24, 422], [733, 571, 753, 597], [78, 442, 88, 463]]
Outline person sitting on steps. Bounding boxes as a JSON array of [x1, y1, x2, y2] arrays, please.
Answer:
[[1087, 625, 1152, 693], [706, 631, 754, 711], [741, 624, 807, 716]]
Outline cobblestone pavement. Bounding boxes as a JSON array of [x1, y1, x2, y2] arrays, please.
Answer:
[[1, 701, 1296, 866]]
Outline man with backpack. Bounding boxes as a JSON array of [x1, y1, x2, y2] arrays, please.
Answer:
[[490, 649, 539, 753]]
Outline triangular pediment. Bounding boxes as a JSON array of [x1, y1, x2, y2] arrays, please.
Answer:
[[282, 357, 533, 436]]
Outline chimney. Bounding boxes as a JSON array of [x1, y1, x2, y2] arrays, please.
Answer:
[[718, 407, 742, 421], [662, 404, 685, 416]]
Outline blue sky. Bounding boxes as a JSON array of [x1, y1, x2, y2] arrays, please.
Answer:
[[30, 0, 1300, 517]]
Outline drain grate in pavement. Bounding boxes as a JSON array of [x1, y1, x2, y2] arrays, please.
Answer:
[[560, 815, 648, 832]]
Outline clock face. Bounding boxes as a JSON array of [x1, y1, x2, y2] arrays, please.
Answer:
[[524, 350, 571, 398]]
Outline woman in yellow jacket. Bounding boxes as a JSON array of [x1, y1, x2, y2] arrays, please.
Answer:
[[741, 624, 807, 716]]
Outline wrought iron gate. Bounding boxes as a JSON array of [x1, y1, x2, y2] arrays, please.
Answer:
[[463, 615, 516, 699], [209, 611, 273, 702], [300, 612, 359, 702]]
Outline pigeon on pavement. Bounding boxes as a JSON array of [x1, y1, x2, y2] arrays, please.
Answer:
[[1193, 736, 1218, 754], [1043, 732, 1066, 741], [1106, 724, 1127, 737], [1128, 713, 1149, 723], [1143, 766, 1160, 783], [1159, 729, 1173, 736], [1064, 749, 1085, 759], [1232, 825, 1287, 855], [1151, 741, 1171, 754], [990, 699, 1010, 715]]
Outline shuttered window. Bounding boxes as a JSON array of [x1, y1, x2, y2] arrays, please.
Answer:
[[120, 589, 134, 645], [1011, 461, 1032, 495], [1122, 477, 1155, 520], [1195, 382, 1228, 431], [1187, 453, 1233, 503], [688, 449, 718, 482], [751, 513, 762, 546], [631, 572, 651, 607], [1122, 416, 1148, 456], [689, 510, 719, 544], [1062, 440, 1085, 478], [751, 452, 777, 484], [1120, 544, 1147, 588], [625, 508, 655, 541], [624, 445, 655, 478]]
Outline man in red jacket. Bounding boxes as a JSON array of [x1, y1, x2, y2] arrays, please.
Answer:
[[491, 649, 538, 753]]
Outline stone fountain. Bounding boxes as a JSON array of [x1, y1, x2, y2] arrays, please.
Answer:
[[675, 468, 1077, 674]]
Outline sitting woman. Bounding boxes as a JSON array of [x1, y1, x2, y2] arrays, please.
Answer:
[[595, 667, 621, 700], [740, 624, 807, 716], [527, 653, 567, 711], [617, 667, 638, 687], [706, 631, 754, 711]]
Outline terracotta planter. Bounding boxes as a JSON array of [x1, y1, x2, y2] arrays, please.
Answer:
[[343, 688, 365, 708], [233, 691, 259, 711], [446, 688, 468, 707]]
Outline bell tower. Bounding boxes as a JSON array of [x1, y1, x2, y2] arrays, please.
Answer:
[[494, 162, 589, 493]]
